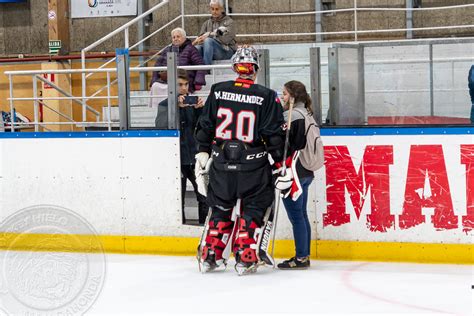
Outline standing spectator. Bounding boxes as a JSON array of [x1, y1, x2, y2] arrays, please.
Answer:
[[469, 65, 474, 123], [193, 0, 237, 65], [275, 81, 315, 270], [156, 70, 208, 224], [150, 27, 206, 105]]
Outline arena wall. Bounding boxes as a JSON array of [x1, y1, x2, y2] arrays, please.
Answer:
[[0, 0, 472, 55], [0, 127, 472, 264]]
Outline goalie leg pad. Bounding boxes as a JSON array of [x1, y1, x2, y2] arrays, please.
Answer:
[[233, 218, 261, 264], [202, 220, 233, 263]]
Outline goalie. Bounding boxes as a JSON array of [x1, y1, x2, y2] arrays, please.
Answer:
[[194, 46, 285, 275]]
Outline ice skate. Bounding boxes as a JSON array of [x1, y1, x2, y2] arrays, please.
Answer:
[[234, 250, 261, 276], [199, 249, 226, 273], [201, 260, 217, 273], [234, 261, 258, 276]]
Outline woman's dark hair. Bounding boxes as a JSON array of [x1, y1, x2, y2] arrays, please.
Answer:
[[284, 80, 313, 115]]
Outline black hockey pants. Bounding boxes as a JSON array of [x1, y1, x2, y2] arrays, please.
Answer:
[[206, 163, 274, 226]]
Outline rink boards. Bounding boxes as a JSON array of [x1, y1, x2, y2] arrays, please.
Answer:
[[0, 128, 472, 264]]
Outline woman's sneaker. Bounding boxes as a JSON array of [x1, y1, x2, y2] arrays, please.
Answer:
[[277, 256, 310, 270]]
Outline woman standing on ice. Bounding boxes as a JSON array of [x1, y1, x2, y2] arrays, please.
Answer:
[[275, 81, 317, 270]]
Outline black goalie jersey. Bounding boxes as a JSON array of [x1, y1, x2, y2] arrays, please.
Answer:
[[195, 78, 284, 154]]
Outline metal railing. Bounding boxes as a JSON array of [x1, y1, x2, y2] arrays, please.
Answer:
[[4, 48, 314, 131], [5, 68, 107, 132], [6, 39, 474, 131], [78, 0, 474, 122], [183, 1, 474, 41], [81, 0, 171, 122]]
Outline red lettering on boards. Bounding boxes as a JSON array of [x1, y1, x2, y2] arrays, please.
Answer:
[[399, 145, 457, 230], [323, 145, 395, 232], [323, 144, 470, 232], [461, 145, 474, 233]]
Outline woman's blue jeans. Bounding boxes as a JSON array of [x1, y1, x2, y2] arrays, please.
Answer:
[[282, 177, 313, 258]]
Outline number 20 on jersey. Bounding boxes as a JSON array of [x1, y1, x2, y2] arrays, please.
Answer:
[[216, 107, 256, 143]]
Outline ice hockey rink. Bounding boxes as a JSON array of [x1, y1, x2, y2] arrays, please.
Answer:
[[89, 255, 474, 316], [1, 251, 470, 316]]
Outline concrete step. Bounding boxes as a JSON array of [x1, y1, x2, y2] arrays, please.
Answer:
[[101, 105, 157, 128], [130, 90, 151, 107], [129, 105, 157, 128]]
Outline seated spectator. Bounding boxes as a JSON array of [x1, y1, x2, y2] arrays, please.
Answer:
[[155, 70, 208, 224], [192, 0, 237, 65], [469, 65, 474, 123], [150, 27, 206, 108]]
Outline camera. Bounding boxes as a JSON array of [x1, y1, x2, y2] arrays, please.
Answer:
[[183, 95, 198, 105], [216, 26, 228, 36]]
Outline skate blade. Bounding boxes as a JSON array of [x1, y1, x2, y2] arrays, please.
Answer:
[[200, 261, 217, 273], [235, 263, 258, 276]]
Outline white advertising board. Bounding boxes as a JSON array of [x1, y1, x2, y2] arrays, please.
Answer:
[[71, 0, 137, 18], [314, 133, 473, 244], [0, 133, 181, 236], [0, 130, 472, 245]]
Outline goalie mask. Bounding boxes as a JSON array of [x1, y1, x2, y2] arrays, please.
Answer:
[[231, 46, 259, 76]]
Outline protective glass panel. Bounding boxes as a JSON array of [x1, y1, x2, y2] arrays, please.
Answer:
[[332, 47, 365, 125], [129, 82, 166, 129], [270, 66, 311, 98], [432, 42, 474, 124], [364, 45, 431, 125]]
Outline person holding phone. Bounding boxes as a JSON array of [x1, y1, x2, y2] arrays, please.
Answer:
[[156, 69, 208, 224]]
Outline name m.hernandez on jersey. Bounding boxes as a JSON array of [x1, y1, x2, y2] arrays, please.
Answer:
[[214, 91, 264, 106]]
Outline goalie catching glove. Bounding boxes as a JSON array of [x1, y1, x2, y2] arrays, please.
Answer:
[[195, 152, 213, 197], [273, 151, 303, 201], [274, 168, 294, 192]]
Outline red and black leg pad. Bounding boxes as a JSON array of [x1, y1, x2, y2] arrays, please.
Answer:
[[233, 218, 260, 264], [202, 220, 233, 261]]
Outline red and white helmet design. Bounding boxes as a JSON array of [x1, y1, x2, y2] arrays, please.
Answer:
[[231, 46, 260, 75]]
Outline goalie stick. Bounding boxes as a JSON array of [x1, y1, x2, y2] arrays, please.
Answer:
[[269, 98, 295, 266]]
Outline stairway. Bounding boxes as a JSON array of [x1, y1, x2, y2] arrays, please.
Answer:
[[129, 90, 157, 128]]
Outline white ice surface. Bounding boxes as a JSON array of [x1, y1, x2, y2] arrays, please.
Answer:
[[0, 252, 472, 316]]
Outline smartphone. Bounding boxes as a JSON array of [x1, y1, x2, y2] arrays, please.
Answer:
[[183, 95, 198, 105]]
